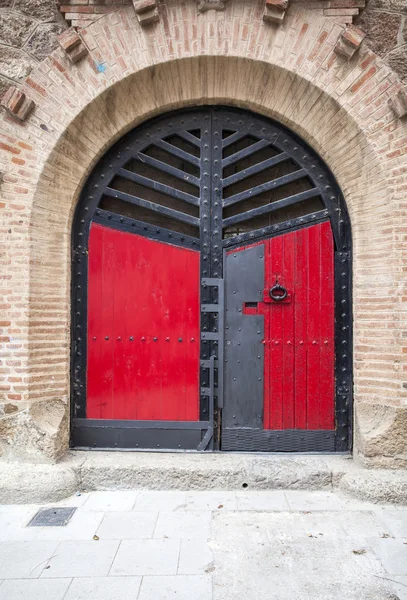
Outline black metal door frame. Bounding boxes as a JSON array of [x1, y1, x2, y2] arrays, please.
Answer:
[[71, 106, 352, 452]]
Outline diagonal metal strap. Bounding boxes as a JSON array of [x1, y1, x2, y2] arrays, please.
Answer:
[[223, 169, 307, 208], [104, 187, 200, 227], [118, 168, 200, 207], [154, 139, 201, 167], [222, 188, 321, 228], [222, 130, 256, 149], [135, 152, 200, 187], [176, 130, 202, 148], [222, 139, 271, 168], [222, 152, 289, 188]]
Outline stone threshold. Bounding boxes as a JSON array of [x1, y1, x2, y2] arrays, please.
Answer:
[[0, 451, 406, 505]]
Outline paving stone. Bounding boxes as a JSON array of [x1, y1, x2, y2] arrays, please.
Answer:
[[0, 541, 58, 579], [0, 491, 405, 600], [110, 539, 180, 576], [154, 511, 211, 540], [284, 491, 344, 511], [376, 510, 407, 539], [43, 540, 119, 578], [133, 491, 187, 512], [316, 511, 393, 540], [0, 578, 70, 600], [178, 540, 214, 574], [0, 509, 103, 542], [390, 575, 407, 600], [83, 491, 138, 512], [185, 491, 237, 511], [96, 511, 158, 539], [0, 510, 35, 541], [139, 575, 212, 600], [211, 511, 391, 600], [50, 493, 91, 508], [371, 539, 407, 575], [236, 491, 289, 511], [64, 576, 142, 600]]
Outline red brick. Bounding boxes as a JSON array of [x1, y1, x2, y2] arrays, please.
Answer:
[[0, 142, 21, 155], [58, 28, 82, 52], [26, 78, 47, 98], [1, 87, 24, 114]]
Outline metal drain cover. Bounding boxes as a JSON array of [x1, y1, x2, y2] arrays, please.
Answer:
[[27, 507, 76, 527]]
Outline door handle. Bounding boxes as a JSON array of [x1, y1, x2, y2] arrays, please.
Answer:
[[269, 284, 288, 301]]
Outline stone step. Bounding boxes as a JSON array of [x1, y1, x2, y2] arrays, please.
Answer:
[[0, 451, 406, 505]]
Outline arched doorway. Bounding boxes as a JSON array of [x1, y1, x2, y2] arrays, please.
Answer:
[[71, 106, 352, 452]]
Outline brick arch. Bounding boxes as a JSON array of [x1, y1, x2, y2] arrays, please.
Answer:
[[1, 1, 406, 463]]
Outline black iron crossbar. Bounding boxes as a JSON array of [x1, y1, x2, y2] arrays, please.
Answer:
[[223, 168, 307, 208], [222, 130, 256, 149], [93, 209, 200, 249], [222, 187, 321, 228], [136, 152, 200, 187], [222, 210, 328, 248], [222, 139, 271, 168], [104, 187, 200, 227], [176, 130, 202, 148], [118, 168, 200, 207], [154, 139, 201, 167], [222, 152, 289, 188], [74, 419, 209, 430]]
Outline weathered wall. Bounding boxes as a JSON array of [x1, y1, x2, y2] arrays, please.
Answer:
[[0, 0, 406, 467], [356, 0, 407, 84], [0, 0, 66, 98]]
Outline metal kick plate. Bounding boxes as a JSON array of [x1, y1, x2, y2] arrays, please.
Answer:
[[27, 507, 77, 527]]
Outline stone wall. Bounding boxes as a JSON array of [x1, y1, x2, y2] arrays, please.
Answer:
[[356, 0, 407, 84], [0, 0, 66, 99]]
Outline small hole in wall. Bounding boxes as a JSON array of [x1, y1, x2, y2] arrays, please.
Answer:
[[242, 483, 248, 489]]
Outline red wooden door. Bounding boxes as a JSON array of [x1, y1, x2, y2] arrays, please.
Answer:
[[86, 223, 200, 421], [264, 221, 335, 430], [223, 221, 335, 447]]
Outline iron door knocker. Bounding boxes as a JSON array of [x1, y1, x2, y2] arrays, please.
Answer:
[[269, 283, 287, 301]]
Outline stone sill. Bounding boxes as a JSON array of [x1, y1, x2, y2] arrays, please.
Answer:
[[0, 452, 406, 506]]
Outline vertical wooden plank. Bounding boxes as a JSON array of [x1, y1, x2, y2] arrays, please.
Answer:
[[184, 250, 200, 421], [112, 230, 128, 420], [86, 223, 104, 419], [282, 231, 295, 429], [160, 241, 185, 421], [293, 226, 308, 429], [138, 237, 162, 421], [319, 221, 335, 429], [99, 226, 115, 419], [124, 235, 140, 421], [269, 234, 284, 430], [306, 223, 322, 429]]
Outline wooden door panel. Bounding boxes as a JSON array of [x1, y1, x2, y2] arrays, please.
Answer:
[[86, 223, 200, 421], [224, 220, 335, 441], [266, 221, 335, 430]]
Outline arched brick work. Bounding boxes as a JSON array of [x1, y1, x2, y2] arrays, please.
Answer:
[[0, 0, 406, 465]]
